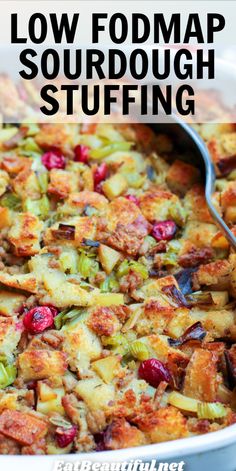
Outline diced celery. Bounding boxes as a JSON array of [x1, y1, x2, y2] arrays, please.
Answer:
[[168, 392, 199, 412], [116, 260, 130, 278], [25, 124, 40, 136], [59, 249, 79, 274], [0, 362, 16, 388], [0, 193, 22, 211], [38, 172, 48, 193], [100, 274, 119, 293], [125, 172, 146, 189], [129, 261, 148, 280], [96, 124, 124, 142], [129, 340, 150, 361], [197, 402, 227, 419], [116, 260, 148, 280], [23, 195, 50, 219], [143, 235, 157, 249], [77, 252, 99, 279], [19, 137, 41, 153], [54, 308, 84, 330], [80, 134, 103, 149], [31, 154, 47, 172], [0, 127, 18, 143], [90, 142, 133, 160], [169, 203, 186, 226], [39, 195, 50, 218]]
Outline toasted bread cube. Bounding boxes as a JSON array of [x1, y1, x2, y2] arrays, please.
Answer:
[[44, 216, 96, 248], [105, 197, 141, 231], [139, 190, 180, 222], [48, 169, 79, 199], [190, 308, 235, 340], [91, 355, 121, 383], [87, 306, 121, 337], [61, 191, 108, 216], [140, 276, 179, 299], [183, 221, 218, 248], [63, 323, 102, 370], [0, 410, 47, 446], [2, 154, 30, 175], [167, 160, 200, 196], [220, 132, 236, 155], [224, 206, 236, 224], [12, 169, 41, 200], [76, 378, 115, 411], [8, 212, 43, 256], [142, 334, 188, 363], [0, 170, 9, 196], [98, 244, 121, 274], [0, 272, 37, 293], [166, 308, 192, 338], [184, 184, 219, 223], [42, 270, 91, 308], [0, 317, 21, 360], [104, 418, 146, 450], [221, 182, 236, 208], [18, 350, 67, 382], [137, 406, 188, 443], [0, 291, 26, 316], [193, 259, 231, 289], [35, 123, 70, 153], [102, 174, 128, 200], [183, 348, 218, 401], [0, 207, 11, 229], [210, 291, 229, 308]]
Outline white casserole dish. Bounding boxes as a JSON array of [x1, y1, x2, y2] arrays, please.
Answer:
[[1, 423, 236, 471]]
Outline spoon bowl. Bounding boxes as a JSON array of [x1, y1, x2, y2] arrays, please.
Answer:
[[150, 117, 236, 249]]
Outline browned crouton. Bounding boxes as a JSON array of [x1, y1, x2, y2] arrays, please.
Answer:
[[193, 260, 231, 290], [167, 160, 200, 196], [0, 410, 47, 446], [87, 307, 121, 336], [104, 418, 146, 449], [8, 212, 43, 257], [183, 348, 219, 401], [18, 350, 67, 382], [135, 406, 188, 442]]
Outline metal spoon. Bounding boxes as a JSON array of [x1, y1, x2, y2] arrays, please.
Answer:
[[149, 116, 236, 249]]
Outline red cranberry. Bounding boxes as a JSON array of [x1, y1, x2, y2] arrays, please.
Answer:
[[94, 163, 108, 185], [151, 220, 177, 242], [94, 182, 105, 194], [94, 431, 106, 451], [41, 149, 66, 170], [125, 194, 140, 206], [43, 305, 58, 317], [56, 425, 77, 448], [23, 306, 54, 334], [138, 358, 171, 387], [74, 145, 89, 164]]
